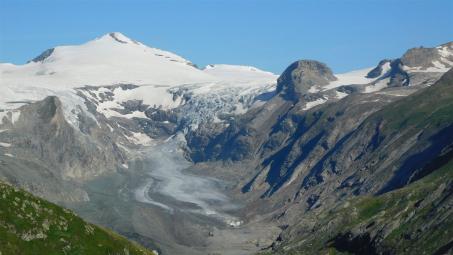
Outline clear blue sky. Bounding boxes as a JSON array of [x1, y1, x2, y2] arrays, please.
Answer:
[[1, 0, 452, 74]]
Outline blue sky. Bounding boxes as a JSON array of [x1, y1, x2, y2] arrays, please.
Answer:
[[0, 0, 452, 74]]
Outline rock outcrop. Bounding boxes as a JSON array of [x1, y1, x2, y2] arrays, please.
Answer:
[[276, 60, 337, 100]]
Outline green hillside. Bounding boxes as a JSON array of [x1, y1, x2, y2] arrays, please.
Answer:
[[0, 181, 157, 255]]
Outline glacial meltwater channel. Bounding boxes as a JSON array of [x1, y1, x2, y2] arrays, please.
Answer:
[[134, 133, 243, 227]]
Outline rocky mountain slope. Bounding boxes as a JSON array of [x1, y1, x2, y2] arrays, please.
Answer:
[[265, 156, 453, 254], [258, 67, 453, 254], [185, 43, 453, 164], [184, 43, 453, 254], [0, 180, 156, 255], [186, 43, 453, 194]]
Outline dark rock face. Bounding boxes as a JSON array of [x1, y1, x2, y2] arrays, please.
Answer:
[[0, 96, 128, 202], [29, 48, 55, 63], [387, 59, 410, 87], [109, 32, 128, 44], [185, 95, 294, 162], [276, 60, 337, 100], [366, 59, 391, 78], [331, 232, 378, 255], [122, 100, 149, 112]]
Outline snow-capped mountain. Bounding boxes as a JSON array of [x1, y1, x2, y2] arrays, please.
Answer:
[[0, 32, 213, 88], [0, 32, 278, 132], [0, 32, 280, 218]]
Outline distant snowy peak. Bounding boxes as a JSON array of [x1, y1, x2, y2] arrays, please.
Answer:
[[1, 32, 281, 89], [203, 64, 277, 82], [204, 64, 273, 74], [1, 32, 213, 88]]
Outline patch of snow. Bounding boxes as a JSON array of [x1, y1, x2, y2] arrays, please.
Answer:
[[322, 68, 375, 91], [381, 61, 392, 75], [308, 86, 320, 93], [10, 111, 20, 124], [203, 64, 277, 83], [403, 65, 450, 73], [0, 142, 11, 147], [226, 219, 243, 228], [376, 90, 411, 97], [335, 91, 349, 99], [0, 110, 21, 124], [364, 78, 390, 93], [437, 44, 453, 66], [4, 153, 14, 157], [121, 111, 147, 119], [432, 60, 447, 69], [106, 123, 114, 132], [126, 131, 153, 146], [303, 97, 327, 110]]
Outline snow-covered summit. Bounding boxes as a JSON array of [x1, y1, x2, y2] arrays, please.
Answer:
[[0, 32, 281, 89], [0, 32, 214, 88], [98, 32, 141, 45]]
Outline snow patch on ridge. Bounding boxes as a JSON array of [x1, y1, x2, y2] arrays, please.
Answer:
[[303, 97, 327, 110], [203, 64, 277, 82], [322, 68, 376, 91], [0, 142, 11, 147]]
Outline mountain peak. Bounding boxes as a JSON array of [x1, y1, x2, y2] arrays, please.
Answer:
[[276, 60, 337, 100], [5, 32, 216, 88], [97, 32, 139, 45]]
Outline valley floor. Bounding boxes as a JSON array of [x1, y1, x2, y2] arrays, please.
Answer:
[[63, 136, 279, 255]]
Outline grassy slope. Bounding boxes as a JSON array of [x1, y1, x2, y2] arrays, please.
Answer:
[[0, 182, 156, 255]]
